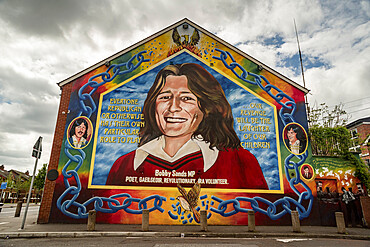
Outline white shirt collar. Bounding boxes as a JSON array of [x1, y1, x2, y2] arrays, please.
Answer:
[[134, 136, 218, 172], [72, 135, 86, 148], [289, 139, 300, 146]]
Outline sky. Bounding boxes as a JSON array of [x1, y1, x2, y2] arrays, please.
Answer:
[[0, 0, 369, 173]]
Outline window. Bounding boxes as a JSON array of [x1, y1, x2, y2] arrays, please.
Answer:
[[349, 128, 361, 152]]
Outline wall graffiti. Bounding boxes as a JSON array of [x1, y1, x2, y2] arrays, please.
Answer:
[[94, 59, 275, 190], [45, 20, 363, 226]]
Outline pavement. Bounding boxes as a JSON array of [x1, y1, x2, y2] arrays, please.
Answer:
[[0, 203, 369, 240]]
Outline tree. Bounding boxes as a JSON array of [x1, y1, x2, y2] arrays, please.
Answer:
[[309, 102, 352, 155], [308, 102, 369, 189], [6, 172, 14, 188], [18, 179, 31, 191], [6, 174, 30, 200], [309, 126, 351, 156], [309, 102, 350, 128], [34, 163, 47, 190]]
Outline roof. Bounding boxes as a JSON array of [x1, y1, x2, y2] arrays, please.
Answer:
[[346, 116, 370, 129], [8, 170, 30, 181], [0, 169, 9, 179], [57, 18, 309, 94]]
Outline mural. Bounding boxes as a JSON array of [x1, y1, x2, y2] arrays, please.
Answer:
[[45, 20, 363, 226], [311, 156, 364, 226], [67, 116, 93, 149], [91, 57, 278, 191], [283, 123, 307, 155]]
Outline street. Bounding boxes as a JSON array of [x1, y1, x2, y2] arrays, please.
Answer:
[[0, 236, 369, 247], [0, 205, 369, 246], [0, 204, 40, 232]]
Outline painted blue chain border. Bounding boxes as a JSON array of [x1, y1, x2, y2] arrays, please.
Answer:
[[207, 49, 312, 220], [57, 51, 166, 219], [57, 48, 312, 221]]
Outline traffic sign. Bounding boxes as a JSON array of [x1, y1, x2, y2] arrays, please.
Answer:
[[0, 182, 7, 190], [32, 136, 43, 159]]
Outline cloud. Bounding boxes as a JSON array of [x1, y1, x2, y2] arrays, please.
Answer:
[[0, 66, 59, 133], [0, 0, 369, 174]]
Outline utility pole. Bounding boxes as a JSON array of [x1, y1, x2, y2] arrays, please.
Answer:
[[21, 136, 42, 229], [294, 19, 310, 121]]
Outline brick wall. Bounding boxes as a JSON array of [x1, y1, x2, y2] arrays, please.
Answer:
[[37, 83, 72, 224], [350, 123, 370, 163], [360, 196, 370, 228], [357, 123, 370, 141], [358, 124, 370, 161]]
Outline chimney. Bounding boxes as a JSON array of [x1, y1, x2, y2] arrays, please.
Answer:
[[0, 165, 4, 170], [25, 170, 29, 176]]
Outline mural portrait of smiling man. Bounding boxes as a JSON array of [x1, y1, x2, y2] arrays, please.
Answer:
[[105, 63, 268, 189]]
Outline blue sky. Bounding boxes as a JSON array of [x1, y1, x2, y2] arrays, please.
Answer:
[[0, 0, 369, 173]]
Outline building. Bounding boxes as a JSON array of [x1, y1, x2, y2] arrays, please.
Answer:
[[0, 165, 39, 203], [347, 116, 370, 166], [0, 165, 30, 184], [9, 170, 30, 182], [38, 19, 366, 227], [0, 165, 9, 181]]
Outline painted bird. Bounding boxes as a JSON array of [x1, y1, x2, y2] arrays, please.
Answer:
[[177, 182, 201, 222], [172, 27, 200, 46]]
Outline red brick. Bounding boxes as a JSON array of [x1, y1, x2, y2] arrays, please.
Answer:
[[38, 83, 73, 224]]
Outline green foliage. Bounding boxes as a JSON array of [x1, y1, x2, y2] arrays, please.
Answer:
[[309, 126, 351, 156], [19, 179, 31, 191], [309, 102, 349, 128], [309, 102, 370, 188], [8, 174, 30, 192], [5, 171, 31, 192], [6, 173, 14, 188], [342, 152, 370, 190], [34, 163, 47, 190]]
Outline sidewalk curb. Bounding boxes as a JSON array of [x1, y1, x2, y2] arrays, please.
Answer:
[[1, 204, 39, 209], [0, 231, 369, 240]]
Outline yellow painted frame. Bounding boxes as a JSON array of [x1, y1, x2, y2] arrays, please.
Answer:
[[88, 49, 284, 194]]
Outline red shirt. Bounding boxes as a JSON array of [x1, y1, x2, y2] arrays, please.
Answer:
[[106, 147, 268, 189]]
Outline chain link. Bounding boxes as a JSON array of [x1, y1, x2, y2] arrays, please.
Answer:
[[58, 47, 312, 222], [57, 51, 169, 219], [212, 48, 296, 125], [209, 49, 312, 220], [77, 51, 150, 118]]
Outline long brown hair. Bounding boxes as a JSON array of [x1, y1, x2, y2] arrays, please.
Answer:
[[139, 63, 241, 150]]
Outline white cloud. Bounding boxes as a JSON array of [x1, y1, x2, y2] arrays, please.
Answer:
[[0, 0, 369, 172]]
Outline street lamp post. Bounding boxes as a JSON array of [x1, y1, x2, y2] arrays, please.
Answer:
[[21, 136, 42, 230]]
